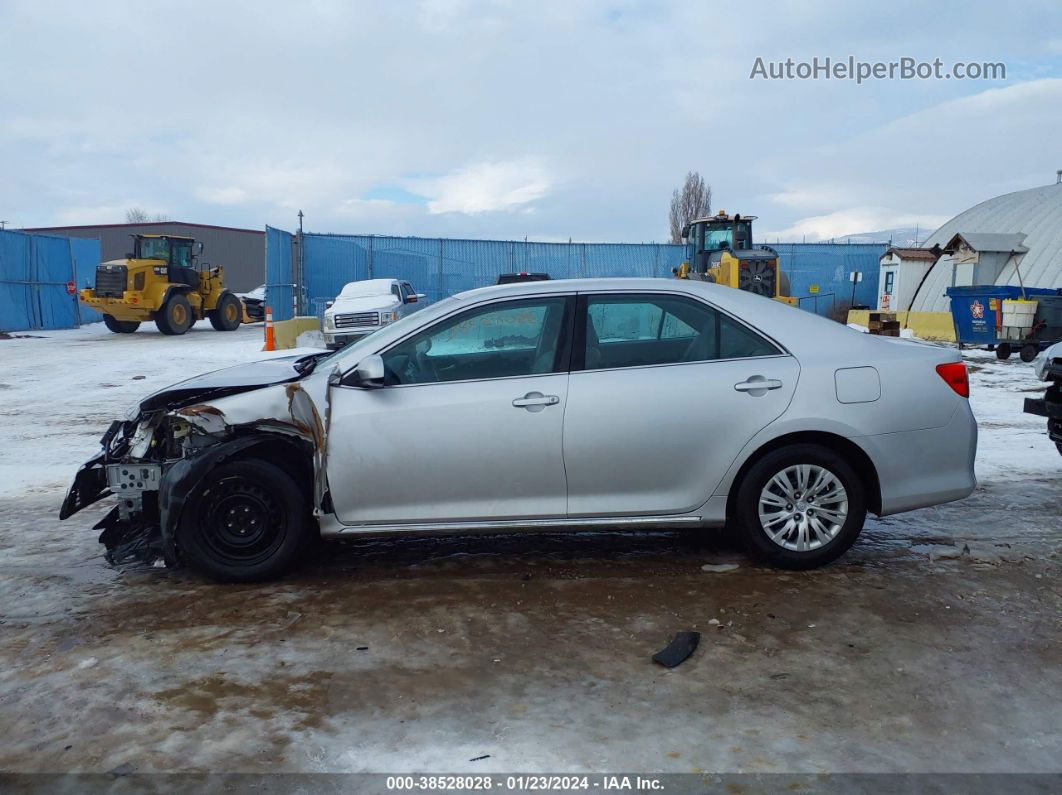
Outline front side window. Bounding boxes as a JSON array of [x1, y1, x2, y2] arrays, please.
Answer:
[[582, 294, 780, 370], [382, 297, 570, 385]]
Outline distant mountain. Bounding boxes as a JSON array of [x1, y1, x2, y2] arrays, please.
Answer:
[[830, 227, 930, 246]]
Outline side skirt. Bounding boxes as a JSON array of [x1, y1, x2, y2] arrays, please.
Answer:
[[318, 513, 712, 539]]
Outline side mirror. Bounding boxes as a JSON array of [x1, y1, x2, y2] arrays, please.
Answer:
[[325, 300, 334, 309], [196, 242, 204, 254], [327, 364, 343, 386], [352, 354, 385, 388]]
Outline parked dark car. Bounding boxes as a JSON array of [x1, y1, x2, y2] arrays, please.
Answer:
[[497, 272, 551, 285], [1024, 340, 1062, 455]]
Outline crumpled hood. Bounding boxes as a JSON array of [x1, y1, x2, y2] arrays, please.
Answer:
[[137, 355, 306, 412]]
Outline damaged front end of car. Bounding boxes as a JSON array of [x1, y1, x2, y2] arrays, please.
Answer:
[[59, 358, 330, 568]]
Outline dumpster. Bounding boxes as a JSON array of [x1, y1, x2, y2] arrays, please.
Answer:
[[947, 285, 1061, 361]]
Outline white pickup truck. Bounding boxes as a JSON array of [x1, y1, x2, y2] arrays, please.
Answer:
[[322, 278, 425, 350]]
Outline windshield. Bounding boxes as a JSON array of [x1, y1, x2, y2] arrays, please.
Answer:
[[702, 224, 733, 250], [136, 238, 170, 260], [338, 279, 396, 299]]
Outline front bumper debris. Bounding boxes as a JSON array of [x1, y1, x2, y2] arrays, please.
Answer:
[[59, 377, 327, 569]]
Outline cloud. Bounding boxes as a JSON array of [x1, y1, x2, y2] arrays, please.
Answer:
[[405, 159, 551, 215], [2, 1, 1062, 241], [762, 207, 951, 243], [196, 187, 249, 205]]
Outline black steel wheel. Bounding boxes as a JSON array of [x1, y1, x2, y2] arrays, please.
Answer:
[[995, 342, 1012, 360], [209, 292, 243, 331], [155, 293, 193, 335], [102, 315, 140, 333], [1020, 343, 1039, 363], [178, 459, 311, 582]]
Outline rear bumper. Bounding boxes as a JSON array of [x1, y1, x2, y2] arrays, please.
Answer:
[[856, 402, 978, 516]]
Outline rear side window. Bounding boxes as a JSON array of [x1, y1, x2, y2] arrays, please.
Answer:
[[581, 294, 780, 370]]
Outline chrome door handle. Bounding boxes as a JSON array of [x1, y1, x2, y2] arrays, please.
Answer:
[[734, 377, 783, 393], [512, 392, 560, 408]]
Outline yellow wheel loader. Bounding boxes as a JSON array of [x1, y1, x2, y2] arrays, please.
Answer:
[[674, 212, 798, 306], [80, 235, 244, 335]]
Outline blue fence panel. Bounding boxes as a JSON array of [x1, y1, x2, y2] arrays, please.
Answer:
[[265, 226, 295, 321], [294, 232, 883, 321], [0, 229, 100, 331], [771, 243, 885, 316], [32, 234, 78, 329], [302, 235, 370, 318], [70, 237, 103, 324], [0, 229, 33, 332]]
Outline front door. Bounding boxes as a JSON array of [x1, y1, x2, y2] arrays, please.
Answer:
[[563, 292, 799, 517], [326, 295, 574, 525]]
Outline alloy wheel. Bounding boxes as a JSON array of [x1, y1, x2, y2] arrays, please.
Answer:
[[757, 464, 848, 552]]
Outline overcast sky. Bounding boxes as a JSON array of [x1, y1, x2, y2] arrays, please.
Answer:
[[2, 0, 1061, 242]]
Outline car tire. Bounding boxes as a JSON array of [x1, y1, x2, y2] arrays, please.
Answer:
[[995, 343, 1012, 360], [177, 459, 312, 582], [1019, 343, 1039, 363], [102, 314, 140, 333], [155, 293, 193, 335], [733, 444, 867, 570], [208, 292, 243, 331]]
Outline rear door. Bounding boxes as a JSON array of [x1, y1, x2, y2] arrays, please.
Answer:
[[563, 292, 799, 517]]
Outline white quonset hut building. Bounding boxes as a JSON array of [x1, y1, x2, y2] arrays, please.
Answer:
[[909, 176, 1062, 312]]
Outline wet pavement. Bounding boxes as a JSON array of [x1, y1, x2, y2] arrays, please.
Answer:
[[1, 487, 1059, 775]]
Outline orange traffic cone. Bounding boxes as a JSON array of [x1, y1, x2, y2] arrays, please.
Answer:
[[264, 306, 275, 351]]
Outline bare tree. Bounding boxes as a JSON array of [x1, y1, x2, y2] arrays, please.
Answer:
[[125, 207, 169, 223], [668, 171, 712, 243]]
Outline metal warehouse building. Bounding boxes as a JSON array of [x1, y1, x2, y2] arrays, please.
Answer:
[[909, 176, 1062, 312], [22, 221, 265, 292]]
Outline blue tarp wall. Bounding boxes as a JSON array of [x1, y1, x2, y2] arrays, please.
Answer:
[[0, 229, 102, 331], [263, 230, 885, 320], [771, 243, 886, 315], [265, 226, 295, 321]]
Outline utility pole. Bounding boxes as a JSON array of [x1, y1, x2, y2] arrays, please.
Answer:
[[295, 210, 305, 316]]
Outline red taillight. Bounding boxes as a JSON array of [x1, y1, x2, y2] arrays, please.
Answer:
[[936, 362, 969, 398]]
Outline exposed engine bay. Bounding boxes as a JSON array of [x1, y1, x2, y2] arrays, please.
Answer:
[[59, 353, 332, 567]]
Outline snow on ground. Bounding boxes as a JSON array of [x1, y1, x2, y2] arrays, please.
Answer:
[[962, 346, 1059, 482], [0, 325, 1059, 775], [0, 321, 324, 500]]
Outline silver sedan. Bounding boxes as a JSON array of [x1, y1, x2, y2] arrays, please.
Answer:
[[61, 278, 977, 581]]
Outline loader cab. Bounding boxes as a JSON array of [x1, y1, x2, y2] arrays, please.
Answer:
[[132, 235, 203, 287], [683, 212, 755, 274]]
